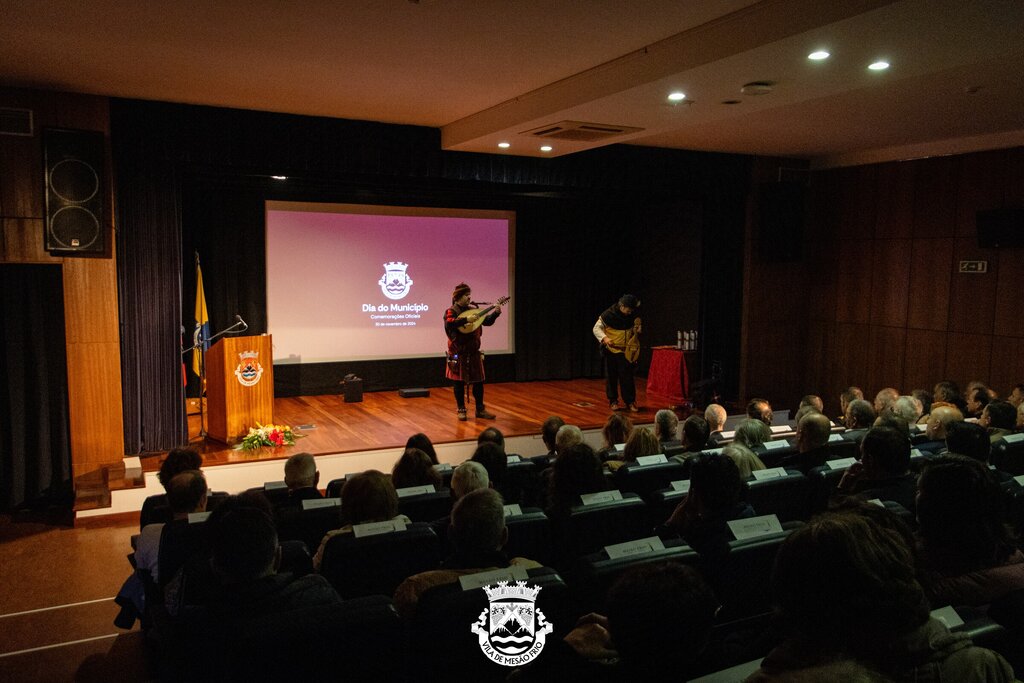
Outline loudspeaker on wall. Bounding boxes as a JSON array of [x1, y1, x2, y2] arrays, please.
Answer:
[[43, 128, 107, 255]]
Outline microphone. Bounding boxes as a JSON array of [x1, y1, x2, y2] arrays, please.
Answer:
[[236, 315, 249, 330], [470, 300, 491, 306]]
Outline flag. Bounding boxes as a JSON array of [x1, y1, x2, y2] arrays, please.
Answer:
[[192, 255, 210, 378]]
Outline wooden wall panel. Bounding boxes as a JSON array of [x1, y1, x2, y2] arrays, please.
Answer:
[[803, 322, 836, 407], [866, 326, 907, 396], [834, 323, 872, 391], [912, 155, 958, 238], [743, 322, 804, 408], [66, 341, 125, 475], [0, 126, 45, 219], [874, 161, 914, 239], [1, 218, 58, 263], [948, 238, 999, 333], [903, 329, 947, 392], [990, 336, 1024, 390], [906, 238, 953, 330], [993, 251, 1024, 338], [835, 240, 873, 324], [956, 148, 1007, 236], [1006, 147, 1024, 204], [806, 238, 839, 322], [837, 165, 877, 240], [869, 239, 910, 327], [62, 258, 119, 344], [945, 332, 993, 387]]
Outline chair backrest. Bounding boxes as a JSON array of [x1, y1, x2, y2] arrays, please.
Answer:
[[556, 493, 650, 567], [141, 491, 228, 530], [614, 461, 688, 499], [744, 471, 809, 523], [325, 477, 345, 498], [503, 508, 553, 566], [397, 488, 453, 523], [573, 539, 699, 612], [712, 529, 794, 620], [991, 438, 1024, 476], [806, 464, 848, 513], [502, 458, 545, 507], [825, 438, 859, 461], [319, 523, 441, 599], [244, 484, 288, 506], [157, 518, 211, 588], [275, 503, 342, 553], [645, 487, 688, 526], [756, 441, 798, 469]]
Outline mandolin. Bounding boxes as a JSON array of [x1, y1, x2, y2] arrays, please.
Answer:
[[456, 296, 510, 333]]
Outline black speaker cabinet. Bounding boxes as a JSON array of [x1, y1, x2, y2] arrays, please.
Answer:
[[43, 128, 106, 255]]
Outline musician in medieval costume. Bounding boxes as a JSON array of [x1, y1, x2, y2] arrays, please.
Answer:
[[593, 294, 642, 412], [445, 283, 500, 421]]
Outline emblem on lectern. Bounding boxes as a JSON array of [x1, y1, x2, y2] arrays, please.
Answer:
[[234, 351, 264, 387]]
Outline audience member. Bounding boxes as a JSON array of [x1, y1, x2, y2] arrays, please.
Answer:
[[313, 470, 409, 569], [946, 421, 992, 463], [780, 412, 831, 474], [912, 388, 933, 420], [921, 404, 964, 454], [873, 387, 899, 415], [734, 418, 771, 451], [654, 409, 681, 450], [751, 510, 1015, 681], [135, 469, 208, 583], [966, 387, 991, 420], [608, 426, 659, 471], [282, 452, 322, 504], [392, 448, 443, 490], [839, 386, 864, 426], [916, 455, 1024, 607], [723, 443, 766, 479], [799, 394, 824, 414], [393, 488, 540, 618], [704, 403, 727, 443], [477, 426, 505, 450], [140, 446, 204, 526], [669, 415, 711, 464], [747, 398, 773, 426], [540, 416, 566, 458], [980, 400, 1017, 443], [835, 426, 916, 511], [891, 395, 921, 425], [470, 441, 507, 492], [405, 432, 439, 465], [873, 413, 910, 436], [1009, 384, 1024, 409], [596, 413, 632, 461], [1018, 402, 1024, 430], [546, 443, 607, 517], [842, 399, 876, 445], [450, 460, 489, 500], [554, 424, 584, 459], [934, 380, 968, 415]]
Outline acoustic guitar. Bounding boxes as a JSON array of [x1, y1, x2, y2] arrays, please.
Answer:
[[456, 296, 510, 333]]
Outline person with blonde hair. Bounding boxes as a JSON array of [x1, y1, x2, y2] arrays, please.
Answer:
[[608, 426, 660, 472]]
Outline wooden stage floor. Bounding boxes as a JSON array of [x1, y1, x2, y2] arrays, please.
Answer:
[[183, 378, 661, 468]]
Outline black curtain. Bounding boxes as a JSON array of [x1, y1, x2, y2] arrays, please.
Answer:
[[0, 264, 72, 510]]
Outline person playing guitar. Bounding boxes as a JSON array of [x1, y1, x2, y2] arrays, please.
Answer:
[[444, 282, 508, 421], [593, 294, 642, 412]]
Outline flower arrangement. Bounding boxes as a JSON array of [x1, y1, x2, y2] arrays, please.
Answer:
[[237, 423, 303, 450]]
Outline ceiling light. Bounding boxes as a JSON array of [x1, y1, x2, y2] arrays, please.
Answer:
[[540, 145, 553, 152], [271, 175, 287, 180], [807, 50, 830, 61], [497, 142, 510, 149], [868, 60, 890, 71], [741, 81, 774, 96], [667, 92, 686, 102]]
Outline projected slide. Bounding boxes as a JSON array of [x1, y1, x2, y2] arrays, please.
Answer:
[[266, 201, 514, 363]]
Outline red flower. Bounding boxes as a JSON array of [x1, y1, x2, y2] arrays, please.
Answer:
[[269, 429, 284, 446]]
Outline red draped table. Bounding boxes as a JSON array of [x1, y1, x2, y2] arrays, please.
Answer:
[[646, 346, 691, 403]]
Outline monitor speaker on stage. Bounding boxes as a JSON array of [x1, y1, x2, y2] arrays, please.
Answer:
[[43, 127, 107, 256]]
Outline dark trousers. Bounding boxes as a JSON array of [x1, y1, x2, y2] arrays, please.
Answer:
[[453, 381, 485, 411], [604, 350, 636, 405]]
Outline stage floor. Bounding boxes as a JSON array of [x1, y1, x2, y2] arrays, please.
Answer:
[[183, 378, 660, 468]]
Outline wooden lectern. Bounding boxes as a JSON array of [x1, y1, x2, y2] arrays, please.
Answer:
[[205, 334, 275, 444]]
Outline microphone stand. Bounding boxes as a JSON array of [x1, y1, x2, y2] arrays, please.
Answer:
[[182, 317, 249, 442]]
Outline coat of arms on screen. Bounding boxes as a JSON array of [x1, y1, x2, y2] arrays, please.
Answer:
[[234, 351, 264, 387], [378, 261, 413, 300], [471, 581, 553, 666]]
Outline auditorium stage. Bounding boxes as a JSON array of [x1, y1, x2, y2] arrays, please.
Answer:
[[78, 378, 664, 519]]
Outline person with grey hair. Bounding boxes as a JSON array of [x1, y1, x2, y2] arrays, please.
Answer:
[[555, 424, 584, 458], [704, 403, 727, 444], [734, 418, 771, 450], [891, 396, 921, 425], [780, 413, 832, 474], [450, 460, 489, 500], [393, 488, 540, 619], [842, 399, 876, 445], [723, 443, 766, 479], [654, 409, 681, 450], [283, 452, 322, 503]]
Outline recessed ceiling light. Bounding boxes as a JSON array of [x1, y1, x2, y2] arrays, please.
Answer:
[[807, 50, 830, 61], [497, 142, 510, 149], [868, 60, 890, 71], [271, 175, 287, 180], [540, 145, 553, 152], [667, 92, 686, 102], [721, 99, 741, 105]]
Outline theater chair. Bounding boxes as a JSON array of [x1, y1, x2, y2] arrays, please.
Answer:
[[806, 464, 848, 514], [992, 437, 1024, 476], [613, 460, 688, 499], [572, 539, 699, 612], [645, 487, 688, 526], [552, 493, 651, 568], [756, 442, 798, 469], [502, 458, 545, 506], [139, 491, 228, 530], [325, 477, 346, 498], [825, 438, 858, 462], [397, 488, 452, 522], [503, 507, 554, 567], [744, 471, 809, 523], [408, 567, 573, 681], [243, 483, 289, 506], [319, 522, 441, 599], [275, 501, 342, 552], [711, 528, 796, 621]]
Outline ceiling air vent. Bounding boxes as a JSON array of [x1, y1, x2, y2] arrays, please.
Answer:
[[0, 108, 33, 136], [520, 120, 643, 142]]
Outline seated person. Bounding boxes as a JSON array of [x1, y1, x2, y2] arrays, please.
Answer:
[[429, 461, 490, 543], [873, 387, 900, 416], [206, 507, 341, 618], [392, 488, 540, 619], [980, 400, 1017, 443], [669, 415, 710, 464], [477, 426, 505, 451], [779, 412, 831, 474], [748, 398, 773, 426], [595, 414, 631, 461], [405, 432, 439, 465], [471, 441, 510, 500], [920, 404, 964, 454], [835, 426, 917, 512], [890, 395, 922, 425], [537, 415, 566, 460], [135, 469, 208, 584], [733, 418, 771, 451], [391, 447, 442, 490], [654, 409, 681, 451], [704, 403, 727, 444], [748, 510, 1015, 682], [841, 399, 876, 445], [838, 386, 864, 427], [554, 424, 584, 459], [545, 443, 607, 518], [965, 386, 991, 420], [280, 452, 322, 505], [312, 470, 410, 570], [912, 388, 933, 423], [606, 426, 659, 472], [662, 452, 755, 561], [873, 412, 911, 436], [723, 443, 765, 479], [140, 446, 204, 527], [916, 455, 1024, 607]]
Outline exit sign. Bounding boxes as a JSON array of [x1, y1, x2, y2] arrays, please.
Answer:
[[959, 261, 988, 274]]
